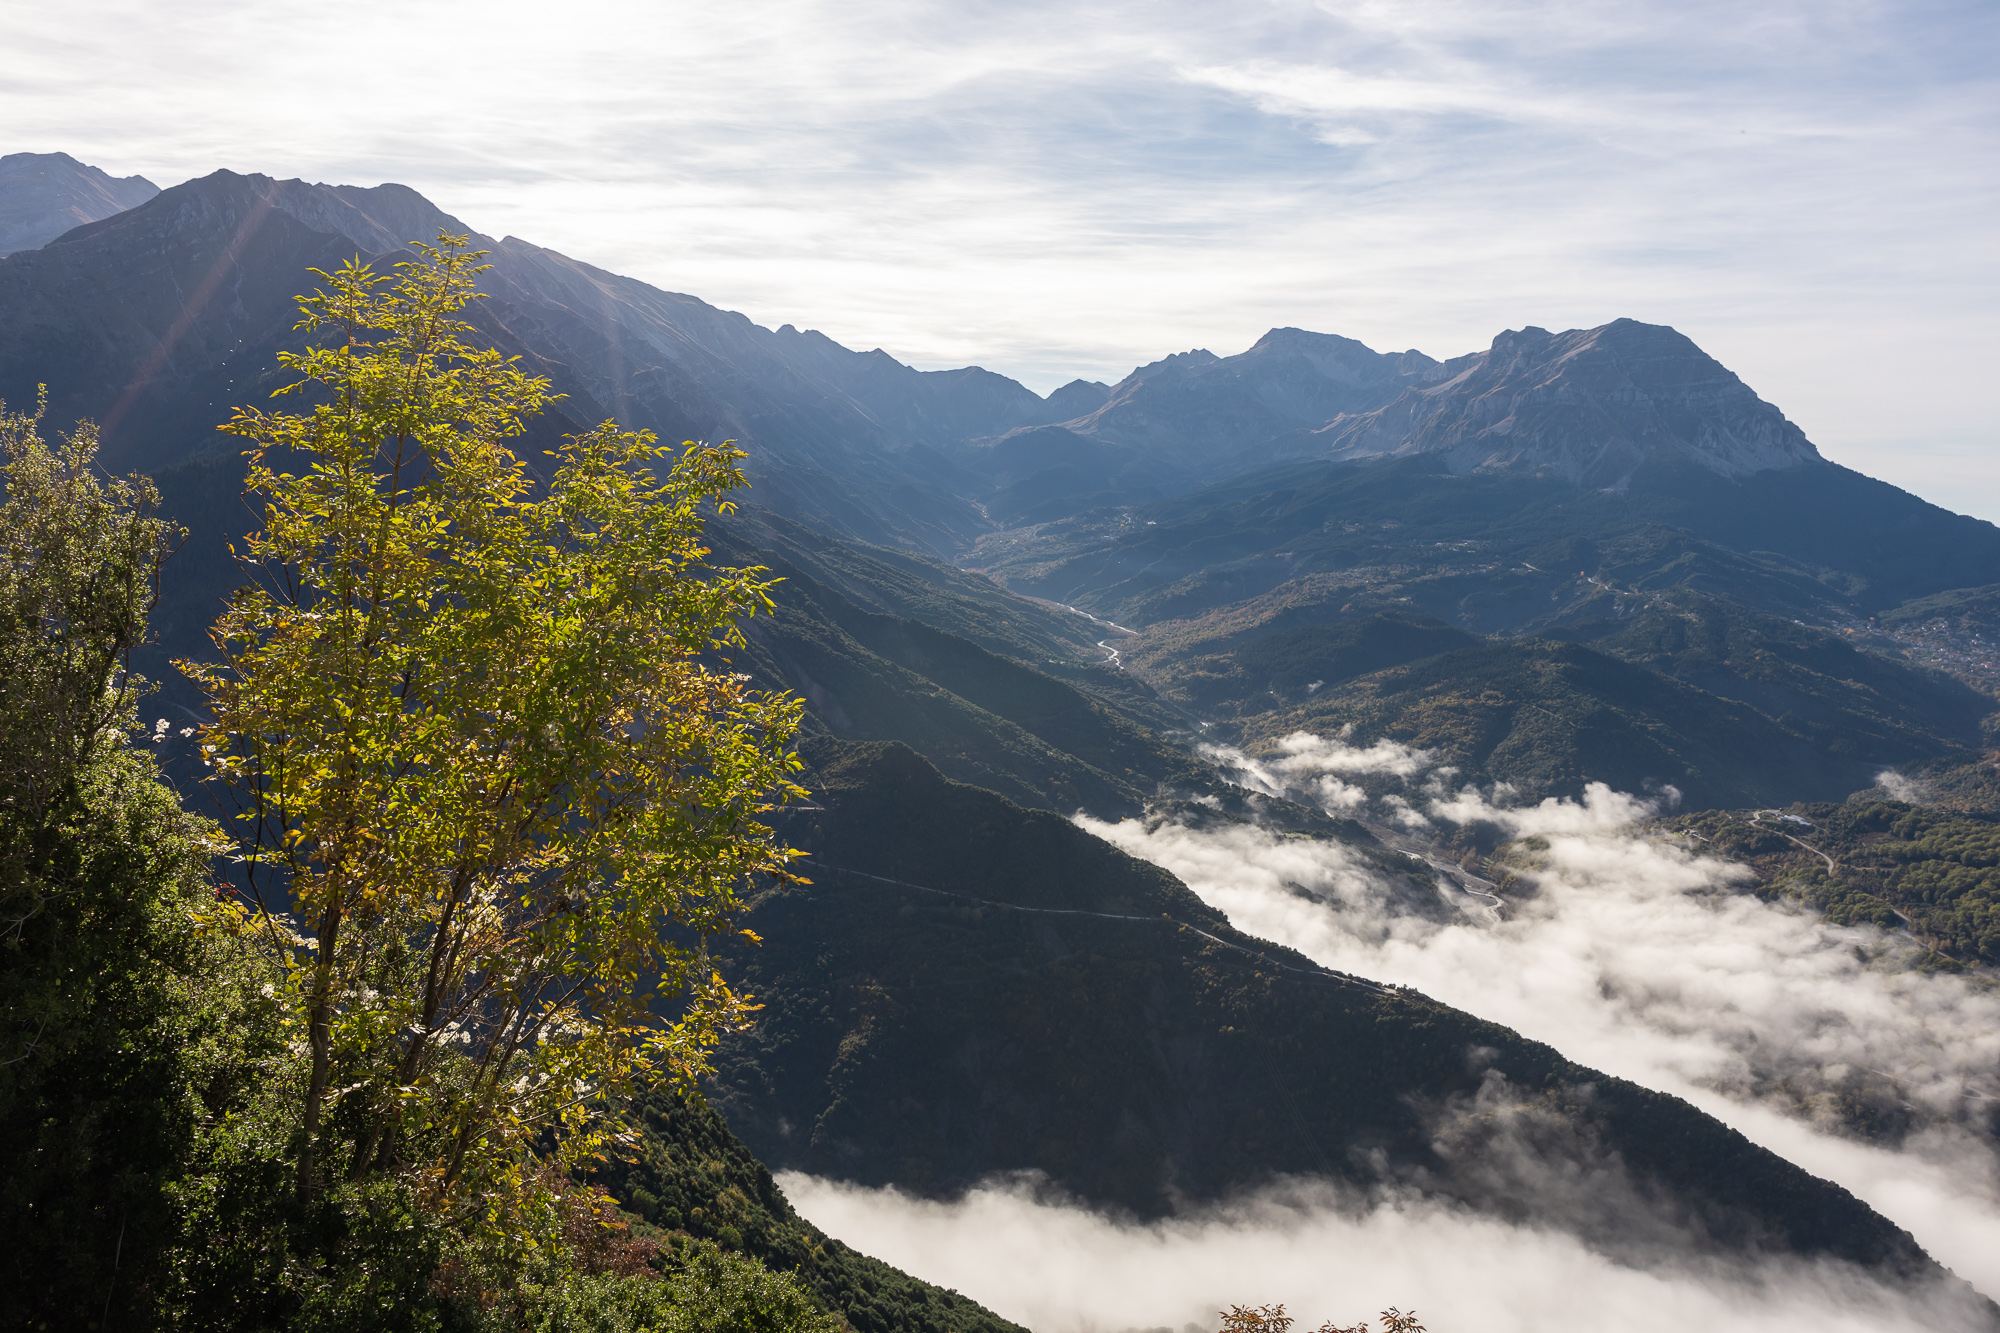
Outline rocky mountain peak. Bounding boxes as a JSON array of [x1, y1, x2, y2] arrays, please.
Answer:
[[0, 150, 158, 256], [1314, 317, 1823, 485], [1244, 326, 1442, 385], [1118, 347, 1219, 386], [1042, 377, 1113, 419]]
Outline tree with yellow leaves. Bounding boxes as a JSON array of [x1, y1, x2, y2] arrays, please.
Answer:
[[184, 235, 805, 1223]]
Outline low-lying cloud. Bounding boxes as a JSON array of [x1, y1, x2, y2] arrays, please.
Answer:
[[770, 730, 2000, 1327], [1074, 742, 2000, 1299], [780, 1170, 1993, 1333], [1200, 729, 1438, 815]]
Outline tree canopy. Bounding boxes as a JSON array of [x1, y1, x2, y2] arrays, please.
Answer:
[[184, 235, 806, 1220]]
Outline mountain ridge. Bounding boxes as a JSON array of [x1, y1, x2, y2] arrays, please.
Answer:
[[0, 150, 157, 257], [2, 159, 1866, 554], [1313, 318, 1823, 485]]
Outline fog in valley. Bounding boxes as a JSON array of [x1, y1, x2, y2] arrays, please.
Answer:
[[785, 732, 2000, 1329], [781, 1170, 1988, 1333]]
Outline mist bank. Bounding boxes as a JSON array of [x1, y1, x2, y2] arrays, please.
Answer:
[[779, 1172, 1993, 1333], [1076, 731, 2000, 1297]]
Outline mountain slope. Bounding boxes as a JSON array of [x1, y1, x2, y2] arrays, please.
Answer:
[[974, 453, 2000, 631], [709, 740, 1949, 1282], [948, 319, 1827, 523], [1314, 319, 1822, 484], [706, 524, 1205, 817], [590, 1086, 1026, 1333], [1231, 633, 1884, 809], [0, 168, 1059, 554], [1120, 597, 1989, 808], [0, 151, 157, 256], [1672, 800, 2000, 967]]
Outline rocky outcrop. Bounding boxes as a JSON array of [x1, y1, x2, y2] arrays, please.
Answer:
[[1314, 319, 1822, 485], [967, 320, 1823, 504]]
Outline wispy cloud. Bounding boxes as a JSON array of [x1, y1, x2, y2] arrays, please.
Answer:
[[3, 1, 1995, 512]]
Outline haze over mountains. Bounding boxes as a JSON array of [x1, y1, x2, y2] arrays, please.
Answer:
[[0, 150, 156, 257], [0, 153, 1861, 539], [6, 153, 1999, 1327]]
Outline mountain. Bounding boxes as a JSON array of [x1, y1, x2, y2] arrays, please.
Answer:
[[1672, 798, 2000, 968], [12, 154, 2000, 1317], [1228, 627, 1888, 809], [1121, 597, 1991, 808], [707, 739, 1954, 1282], [0, 168, 1058, 553], [972, 451, 2000, 632], [1312, 319, 1823, 485], [1077, 329, 1443, 459], [13, 153, 1980, 816], [947, 319, 1825, 523], [704, 519, 1211, 816], [0, 151, 156, 256], [952, 330, 1447, 523]]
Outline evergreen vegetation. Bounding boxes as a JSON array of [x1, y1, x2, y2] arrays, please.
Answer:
[[590, 1086, 1025, 1333], [1676, 800, 2000, 966]]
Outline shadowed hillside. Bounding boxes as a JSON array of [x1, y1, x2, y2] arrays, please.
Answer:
[[590, 1087, 1027, 1333], [707, 740, 1953, 1284]]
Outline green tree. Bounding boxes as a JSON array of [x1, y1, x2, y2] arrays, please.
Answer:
[[183, 237, 805, 1232], [0, 395, 288, 1325]]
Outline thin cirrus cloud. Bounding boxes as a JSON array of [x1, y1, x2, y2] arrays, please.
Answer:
[[2, 0, 1995, 512]]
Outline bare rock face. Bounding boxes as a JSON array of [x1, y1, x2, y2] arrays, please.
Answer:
[[1315, 320, 1822, 485], [0, 151, 157, 257], [987, 320, 1823, 498]]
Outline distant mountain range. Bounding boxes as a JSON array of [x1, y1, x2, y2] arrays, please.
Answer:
[[0, 157, 1866, 542], [0, 151, 156, 256], [5, 154, 1996, 1311]]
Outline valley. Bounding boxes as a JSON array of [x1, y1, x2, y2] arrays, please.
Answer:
[[3, 151, 1998, 1329]]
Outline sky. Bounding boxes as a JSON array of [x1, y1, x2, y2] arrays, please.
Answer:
[[3, 0, 1996, 516]]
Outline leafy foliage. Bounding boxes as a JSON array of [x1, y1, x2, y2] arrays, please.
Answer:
[[0, 298, 966, 1331], [500, 1240, 842, 1333], [184, 237, 806, 1215], [590, 1084, 1027, 1333], [0, 389, 176, 841], [0, 391, 292, 1325]]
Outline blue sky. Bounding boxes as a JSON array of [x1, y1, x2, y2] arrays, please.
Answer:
[[5, 0, 1997, 516]]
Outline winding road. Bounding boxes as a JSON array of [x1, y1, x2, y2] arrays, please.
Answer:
[[1360, 819, 1508, 922]]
